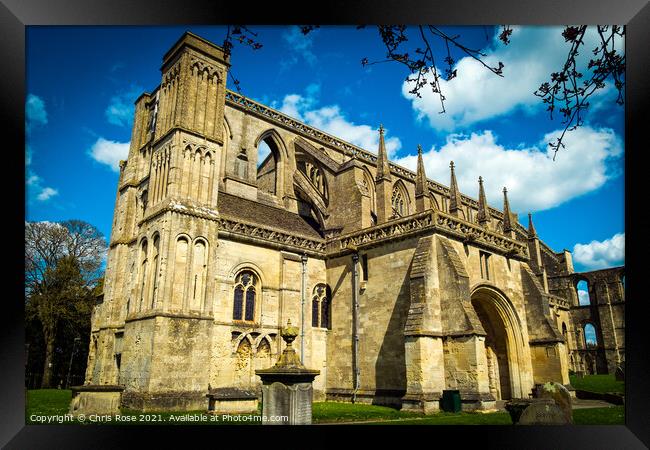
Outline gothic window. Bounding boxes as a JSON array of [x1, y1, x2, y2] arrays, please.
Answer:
[[256, 136, 279, 196], [311, 284, 331, 329], [312, 296, 320, 327], [584, 323, 597, 348], [362, 168, 376, 224], [391, 181, 410, 218], [576, 280, 591, 306], [233, 270, 258, 322], [392, 187, 405, 218]]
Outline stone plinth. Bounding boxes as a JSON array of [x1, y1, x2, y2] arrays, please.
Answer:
[[256, 320, 319, 425], [69, 385, 124, 416], [207, 387, 259, 414]]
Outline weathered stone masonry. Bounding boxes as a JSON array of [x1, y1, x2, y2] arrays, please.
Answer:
[[84, 32, 625, 413]]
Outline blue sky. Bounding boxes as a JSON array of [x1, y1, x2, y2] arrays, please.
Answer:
[[26, 26, 624, 274]]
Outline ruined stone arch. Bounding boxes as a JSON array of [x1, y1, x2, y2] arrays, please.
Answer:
[[575, 278, 591, 306], [253, 128, 288, 198], [470, 284, 529, 400]]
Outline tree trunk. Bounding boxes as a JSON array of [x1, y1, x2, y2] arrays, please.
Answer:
[[41, 332, 55, 388]]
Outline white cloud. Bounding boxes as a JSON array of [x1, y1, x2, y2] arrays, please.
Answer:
[[26, 169, 59, 203], [573, 232, 625, 270], [26, 94, 48, 132], [89, 138, 130, 172], [403, 26, 624, 131], [577, 289, 590, 306], [105, 86, 142, 127], [36, 187, 58, 201], [394, 125, 622, 213], [274, 87, 402, 158], [27, 174, 40, 186]]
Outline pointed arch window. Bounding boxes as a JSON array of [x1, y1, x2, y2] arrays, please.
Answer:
[[233, 270, 258, 322], [311, 284, 331, 329], [391, 182, 409, 218]]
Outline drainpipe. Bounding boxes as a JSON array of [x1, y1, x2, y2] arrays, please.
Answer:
[[351, 253, 360, 403], [301, 254, 308, 362]]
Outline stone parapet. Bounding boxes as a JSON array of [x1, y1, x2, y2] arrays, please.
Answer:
[[327, 210, 529, 260]]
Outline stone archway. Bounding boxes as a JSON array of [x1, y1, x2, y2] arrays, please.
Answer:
[[471, 286, 527, 400]]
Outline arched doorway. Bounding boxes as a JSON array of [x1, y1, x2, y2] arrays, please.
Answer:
[[471, 286, 527, 400]]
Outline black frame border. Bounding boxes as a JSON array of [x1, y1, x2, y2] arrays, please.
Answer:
[[3, 0, 649, 447]]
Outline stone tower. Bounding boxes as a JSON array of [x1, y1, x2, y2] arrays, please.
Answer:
[[92, 32, 231, 409]]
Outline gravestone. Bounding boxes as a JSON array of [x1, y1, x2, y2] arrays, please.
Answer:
[[615, 363, 624, 382], [536, 382, 573, 424], [518, 398, 568, 425], [256, 320, 320, 425]]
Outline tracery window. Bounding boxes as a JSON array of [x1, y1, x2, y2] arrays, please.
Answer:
[[392, 186, 405, 218], [311, 284, 331, 329], [233, 270, 258, 322]]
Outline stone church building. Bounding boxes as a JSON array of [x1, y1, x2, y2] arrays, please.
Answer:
[[83, 32, 625, 412]]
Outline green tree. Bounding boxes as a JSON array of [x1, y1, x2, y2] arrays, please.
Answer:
[[25, 220, 106, 388]]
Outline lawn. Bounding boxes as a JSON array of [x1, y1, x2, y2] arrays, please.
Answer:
[[569, 374, 624, 394], [573, 406, 625, 425], [26, 389, 72, 419], [312, 402, 422, 423], [25, 390, 624, 425]]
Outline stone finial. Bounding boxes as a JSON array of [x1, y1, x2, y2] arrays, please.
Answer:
[[477, 176, 491, 226], [415, 144, 427, 197], [281, 319, 299, 346], [375, 124, 392, 182], [502, 187, 513, 233], [273, 319, 305, 369], [527, 212, 538, 238], [415, 145, 431, 212], [448, 161, 462, 216]]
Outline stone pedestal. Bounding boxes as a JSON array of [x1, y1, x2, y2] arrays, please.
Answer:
[[69, 385, 124, 416], [256, 320, 319, 425]]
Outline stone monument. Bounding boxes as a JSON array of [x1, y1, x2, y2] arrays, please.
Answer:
[[256, 320, 320, 425], [505, 381, 573, 425]]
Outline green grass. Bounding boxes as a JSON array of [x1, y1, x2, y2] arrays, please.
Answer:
[[24, 390, 624, 425], [569, 374, 624, 394], [362, 411, 513, 425], [26, 389, 72, 420], [312, 402, 423, 423], [573, 406, 625, 425]]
